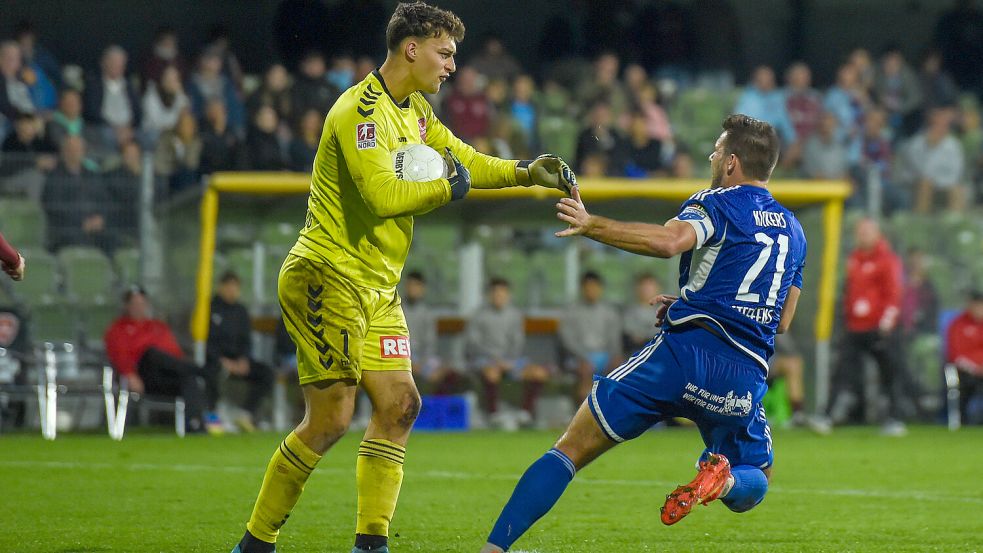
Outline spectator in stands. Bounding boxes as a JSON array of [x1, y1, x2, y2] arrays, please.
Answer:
[[875, 47, 923, 137], [946, 290, 983, 424], [141, 27, 186, 90], [289, 109, 322, 173], [83, 45, 141, 143], [207, 271, 274, 431], [42, 136, 115, 254], [633, 84, 673, 145], [510, 75, 537, 147], [188, 48, 245, 135], [245, 105, 287, 170], [919, 49, 959, 110], [824, 63, 868, 156], [825, 218, 907, 436], [848, 48, 876, 94], [154, 109, 202, 191], [801, 112, 848, 180], [560, 271, 623, 401], [576, 51, 629, 123], [623, 111, 664, 177], [670, 151, 695, 178], [901, 106, 965, 213], [141, 65, 190, 145], [354, 55, 376, 83], [0, 112, 55, 178], [247, 64, 293, 123], [14, 21, 61, 92], [105, 140, 142, 237], [469, 35, 521, 82], [326, 54, 356, 92], [443, 66, 490, 141], [9, 30, 55, 113], [290, 51, 338, 128], [623, 63, 650, 104], [856, 107, 903, 212], [403, 271, 454, 394], [466, 277, 547, 429], [199, 99, 241, 174], [204, 24, 245, 93], [958, 104, 983, 198], [0, 41, 37, 122], [735, 65, 796, 145], [900, 249, 939, 341], [46, 89, 85, 149], [105, 286, 219, 434], [575, 100, 628, 175], [621, 272, 661, 353], [784, 62, 823, 155]]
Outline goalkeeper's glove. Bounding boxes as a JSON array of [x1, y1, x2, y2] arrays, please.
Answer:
[[516, 154, 577, 195], [444, 147, 471, 201]]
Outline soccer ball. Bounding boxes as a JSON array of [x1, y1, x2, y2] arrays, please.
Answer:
[[392, 143, 447, 181]]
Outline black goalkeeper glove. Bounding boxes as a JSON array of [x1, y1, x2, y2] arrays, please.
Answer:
[[516, 154, 577, 195], [444, 147, 471, 201]]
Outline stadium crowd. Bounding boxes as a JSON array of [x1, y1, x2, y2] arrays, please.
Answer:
[[1, 3, 983, 432]]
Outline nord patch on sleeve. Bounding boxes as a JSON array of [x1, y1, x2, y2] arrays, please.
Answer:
[[356, 122, 376, 150]]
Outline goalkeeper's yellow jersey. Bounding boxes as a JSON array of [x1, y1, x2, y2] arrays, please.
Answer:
[[290, 70, 520, 290]]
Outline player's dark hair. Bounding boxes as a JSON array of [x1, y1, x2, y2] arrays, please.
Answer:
[[219, 270, 241, 284], [406, 270, 425, 283], [386, 1, 466, 52], [489, 277, 511, 289], [721, 114, 780, 182], [581, 271, 604, 285], [122, 285, 147, 303]]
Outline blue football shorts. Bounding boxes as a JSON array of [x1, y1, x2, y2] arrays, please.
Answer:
[[587, 324, 773, 469]]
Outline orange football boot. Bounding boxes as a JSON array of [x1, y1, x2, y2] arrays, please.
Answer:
[[660, 453, 732, 525]]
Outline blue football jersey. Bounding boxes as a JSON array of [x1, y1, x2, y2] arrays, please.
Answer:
[[665, 185, 807, 372]]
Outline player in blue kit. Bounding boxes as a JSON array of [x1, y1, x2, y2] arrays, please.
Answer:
[[480, 115, 807, 552]]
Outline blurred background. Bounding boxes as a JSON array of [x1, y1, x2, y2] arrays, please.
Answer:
[[1, 0, 982, 438]]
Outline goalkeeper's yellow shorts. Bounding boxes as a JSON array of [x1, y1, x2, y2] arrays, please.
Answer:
[[278, 253, 411, 385]]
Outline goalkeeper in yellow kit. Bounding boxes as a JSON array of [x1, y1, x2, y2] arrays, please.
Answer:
[[231, 3, 576, 553]]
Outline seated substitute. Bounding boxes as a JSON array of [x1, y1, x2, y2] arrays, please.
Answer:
[[465, 277, 548, 428], [559, 271, 623, 401], [946, 290, 983, 424], [105, 286, 220, 433], [621, 272, 663, 353], [208, 271, 275, 431]]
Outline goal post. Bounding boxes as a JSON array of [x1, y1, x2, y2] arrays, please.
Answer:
[[191, 173, 849, 409]]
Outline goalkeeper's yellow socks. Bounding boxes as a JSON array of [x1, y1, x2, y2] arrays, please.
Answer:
[[245, 431, 322, 545], [354, 439, 406, 550]]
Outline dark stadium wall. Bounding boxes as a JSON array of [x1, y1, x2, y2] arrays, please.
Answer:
[[0, 0, 962, 82]]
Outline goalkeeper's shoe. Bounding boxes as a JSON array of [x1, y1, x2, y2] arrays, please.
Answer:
[[660, 453, 731, 526], [232, 530, 275, 553]]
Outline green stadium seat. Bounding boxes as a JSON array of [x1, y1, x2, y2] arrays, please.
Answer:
[[0, 198, 46, 250], [531, 249, 568, 307], [414, 224, 459, 253], [113, 248, 141, 287], [224, 247, 259, 306], [431, 249, 460, 306], [57, 246, 116, 306], [16, 249, 60, 305], [30, 300, 78, 343], [80, 302, 118, 351], [259, 220, 299, 253]]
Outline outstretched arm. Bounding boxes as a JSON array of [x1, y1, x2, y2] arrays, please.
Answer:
[[555, 189, 696, 258], [0, 231, 24, 281]]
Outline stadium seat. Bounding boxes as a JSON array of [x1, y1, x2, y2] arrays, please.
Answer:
[[15, 249, 60, 305], [583, 248, 634, 305], [0, 198, 46, 251], [414, 224, 459, 253], [431, 249, 460, 306], [57, 246, 116, 306], [30, 301, 79, 343], [259, 220, 299, 253], [224, 247, 260, 306], [113, 248, 141, 286], [531, 249, 569, 307], [79, 302, 118, 352]]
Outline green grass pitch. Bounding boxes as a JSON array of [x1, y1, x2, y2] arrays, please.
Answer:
[[1, 426, 981, 552]]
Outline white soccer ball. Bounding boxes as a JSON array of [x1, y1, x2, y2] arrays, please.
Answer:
[[392, 143, 447, 181]]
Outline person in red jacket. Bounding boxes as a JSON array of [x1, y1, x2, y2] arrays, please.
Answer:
[[826, 217, 909, 435], [946, 290, 983, 423], [104, 286, 217, 433]]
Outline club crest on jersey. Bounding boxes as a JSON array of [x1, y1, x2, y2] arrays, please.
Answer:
[[380, 335, 411, 358], [418, 117, 427, 141], [356, 123, 376, 150]]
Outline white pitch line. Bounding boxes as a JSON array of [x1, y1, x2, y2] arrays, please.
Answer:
[[2, 460, 981, 505]]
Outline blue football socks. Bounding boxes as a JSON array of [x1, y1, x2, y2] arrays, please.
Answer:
[[721, 465, 768, 513], [487, 448, 577, 550]]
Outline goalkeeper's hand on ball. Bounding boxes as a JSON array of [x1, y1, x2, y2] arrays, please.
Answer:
[[516, 154, 577, 195], [444, 147, 471, 201]]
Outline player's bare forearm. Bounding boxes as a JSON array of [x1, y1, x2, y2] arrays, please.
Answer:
[[777, 286, 801, 334], [582, 216, 684, 258]]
